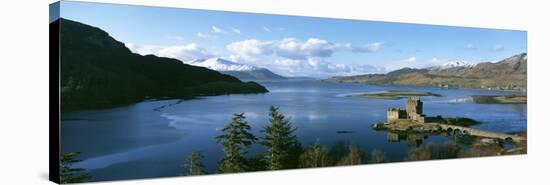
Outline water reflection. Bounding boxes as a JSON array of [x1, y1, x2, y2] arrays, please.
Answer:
[[387, 132, 428, 147], [61, 80, 526, 181]]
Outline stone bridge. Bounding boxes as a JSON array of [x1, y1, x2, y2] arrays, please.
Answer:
[[425, 123, 526, 142]]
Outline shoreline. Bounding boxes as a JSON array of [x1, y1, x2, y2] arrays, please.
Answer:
[[470, 95, 527, 104], [350, 90, 442, 100], [322, 80, 527, 94]]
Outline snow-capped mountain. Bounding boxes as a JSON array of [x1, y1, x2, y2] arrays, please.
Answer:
[[187, 58, 286, 80], [425, 61, 478, 76], [430, 61, 477, 70], [188, 58, 259, 71]]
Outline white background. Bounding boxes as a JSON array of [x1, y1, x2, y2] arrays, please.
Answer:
[[0, 0, 548, 184]]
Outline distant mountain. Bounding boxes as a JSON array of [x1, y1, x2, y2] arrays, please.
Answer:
[[55, 18, 268, 108], [189, 58, 287, 80], [426, 61, 477, 76], [323, 53, 527, 91], [461, 53, 527, 78], [220, 68, 287, 80], [430, 61, 477, 70], [189, 58, 259, 71], [387, 67, 429, 76]]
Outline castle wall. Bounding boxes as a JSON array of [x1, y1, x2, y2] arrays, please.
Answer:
[[387, 108, 400, 123], [387, 97, 427, 124], [387, 108, 407, 123], [406, 97, 423, 115]]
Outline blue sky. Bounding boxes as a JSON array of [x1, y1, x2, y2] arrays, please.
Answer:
[[58, 1, 526, 77]]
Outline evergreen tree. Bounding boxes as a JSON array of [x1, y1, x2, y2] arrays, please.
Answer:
[[60, 152, 91, 183], [184, 151, 206, 176], [243, 153, 268, 172], [298, 142, 333, 168], [260, 106, 301, 170], [216, 113, 258, 173]]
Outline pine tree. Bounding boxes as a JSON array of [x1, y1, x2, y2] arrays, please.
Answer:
[[298, 142, 333, 168], [260, 105, 301, 170], [216, 113, 258, 173], [184, 151, 206, 176], [60, 152, 91, 183]]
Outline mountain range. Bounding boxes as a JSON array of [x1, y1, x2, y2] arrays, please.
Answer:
[[324, 53, 527, 91], [188, 58, 287, 80], [54, 18, 268, 108]]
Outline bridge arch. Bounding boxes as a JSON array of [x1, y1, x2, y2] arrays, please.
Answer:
[[453, 128, 462, 136], [504, 137, 514, 143]]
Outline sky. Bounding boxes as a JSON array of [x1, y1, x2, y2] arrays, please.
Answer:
[[58, 1, 527, 78]]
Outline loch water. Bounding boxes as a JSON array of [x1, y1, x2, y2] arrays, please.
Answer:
[[61, 80, 526, 181]]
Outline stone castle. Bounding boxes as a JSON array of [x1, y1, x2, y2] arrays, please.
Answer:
[[378, 97, 526, 143], [387, 97, 426, 123]]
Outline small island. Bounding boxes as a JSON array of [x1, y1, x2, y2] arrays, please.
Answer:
[[371, 97, 526, 143], [470, 95, 527, 104], [351, 90, 442, 100]]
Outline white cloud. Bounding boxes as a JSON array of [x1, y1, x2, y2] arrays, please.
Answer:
[[231, 28, 241, 34], [270, 58, 382, 77], [466, 43, 476, 49], [223, 38, 386, 77], [125, 43, 214, 62], [211, 26, 224, 33], [197, 32, 212, 38], [263, 27, 272, 32], [276, 38, 339, 59], [407, 57, 417, 62], [226, 38, 381, 61], [223, 38, 387, 77], [226, 39, 275, 61]]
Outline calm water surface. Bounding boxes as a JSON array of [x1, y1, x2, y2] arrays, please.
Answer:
[[61, 80, 526, 181]]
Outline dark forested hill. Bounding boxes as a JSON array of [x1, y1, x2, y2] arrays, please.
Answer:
[[54, 18, 268, 108], [323, 53, 527, 91]]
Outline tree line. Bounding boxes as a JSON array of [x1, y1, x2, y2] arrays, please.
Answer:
[[183, 105, 390, 176]]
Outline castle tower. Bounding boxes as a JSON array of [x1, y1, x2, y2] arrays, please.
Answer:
[[387, 108, 407, 123], [406, 97, 423, 117]]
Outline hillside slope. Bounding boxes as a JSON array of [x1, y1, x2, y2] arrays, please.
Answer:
[[55, 18, 268, 108], [323, 53, 527, 91]]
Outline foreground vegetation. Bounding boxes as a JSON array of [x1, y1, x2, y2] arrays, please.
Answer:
[[59, 152, 91, 183]]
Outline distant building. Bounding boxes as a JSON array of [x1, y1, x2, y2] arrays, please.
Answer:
[[386, 97, 427, 123], [406, 97, 426, 123], [387, 108, 407, 123], [406, 97, 423, 115]]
